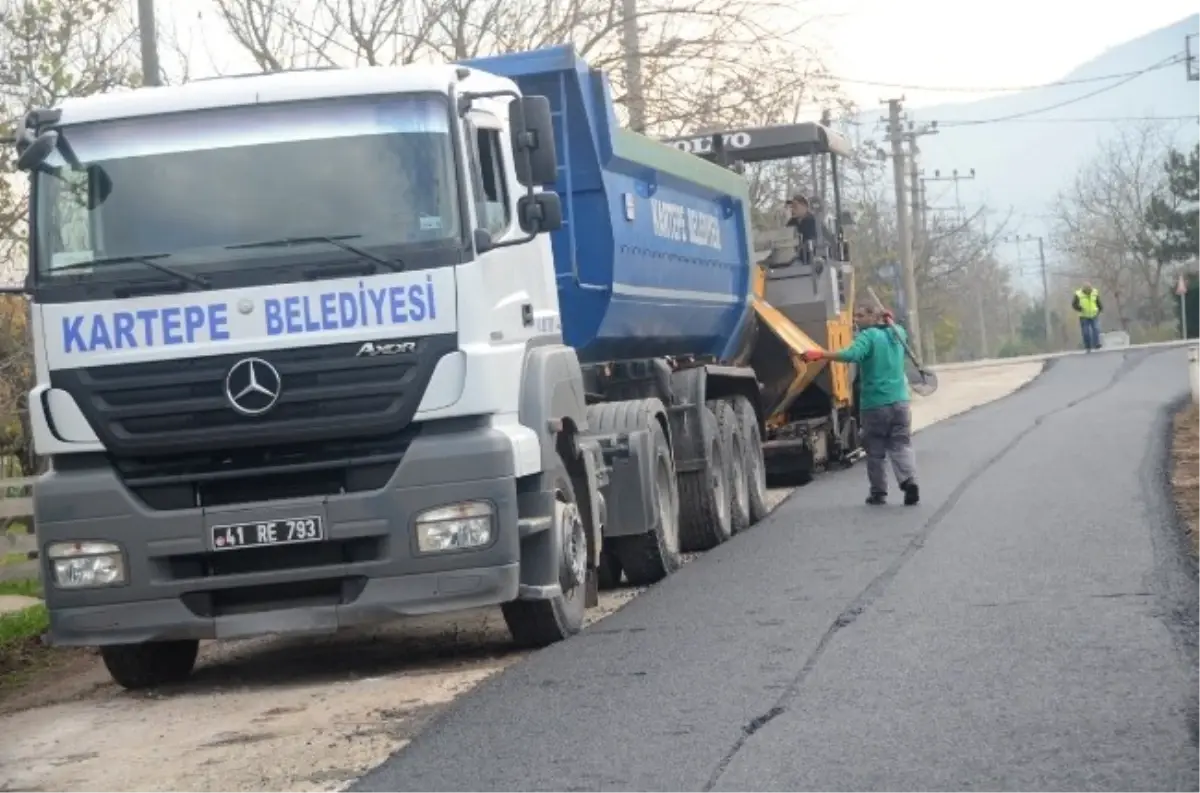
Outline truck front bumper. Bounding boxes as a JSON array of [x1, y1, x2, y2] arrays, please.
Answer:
[[36, 419, 524, 646]]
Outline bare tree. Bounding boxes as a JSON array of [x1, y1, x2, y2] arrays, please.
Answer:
[[1051, 121, 1185, 327], [0, 0, 139, 473], [208, 0, 835, 133]]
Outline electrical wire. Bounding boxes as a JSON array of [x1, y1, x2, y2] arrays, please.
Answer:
[[936, 55, 1189, 127], [817, 57, 1187, 93], [941, 114, 1199, 124]]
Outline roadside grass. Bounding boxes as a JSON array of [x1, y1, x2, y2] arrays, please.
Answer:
[[0, 577, 58, 697], [0, 578, 42, 599], [3, 520, 29, 535]]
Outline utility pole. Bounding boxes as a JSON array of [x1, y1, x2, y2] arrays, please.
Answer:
[[905, 120, 937, 263], [137, 0, 161, 87], [1004, 235, 1053, 347], [882, 97, 922, 361], [925, 165, 984, 356], [1186, 34, 1199, 81], [904, 118, 937, 363], [621, 0, 646, 131], [922, 168, 976, 225], [1036, 235, 1051, 346]]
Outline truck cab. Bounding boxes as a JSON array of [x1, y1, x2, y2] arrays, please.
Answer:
[[7, 64, 610, 688]]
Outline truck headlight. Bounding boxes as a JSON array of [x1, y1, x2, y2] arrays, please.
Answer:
[[414, 502, 494, 553], [47, 541, 126, 589]]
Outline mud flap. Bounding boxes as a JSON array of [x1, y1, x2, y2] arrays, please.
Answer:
[[594, 427, 658, 539]]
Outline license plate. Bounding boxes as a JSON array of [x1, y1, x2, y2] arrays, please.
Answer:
[[210, 516, 323, 551]]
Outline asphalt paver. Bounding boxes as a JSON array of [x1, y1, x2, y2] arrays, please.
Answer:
[[353, 347, 1198, 792]]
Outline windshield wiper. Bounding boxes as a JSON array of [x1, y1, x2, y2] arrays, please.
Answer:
[[53, 253, 211, 289], [226, 234, 403, 271]]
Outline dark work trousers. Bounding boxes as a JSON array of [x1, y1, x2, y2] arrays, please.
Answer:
[[860, 401, 917, 495]]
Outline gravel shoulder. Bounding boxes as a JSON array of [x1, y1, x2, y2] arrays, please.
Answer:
[[0, 361, 1042, 793]]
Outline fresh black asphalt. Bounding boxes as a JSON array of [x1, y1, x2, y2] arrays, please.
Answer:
[[353, 347, 1199, 792]]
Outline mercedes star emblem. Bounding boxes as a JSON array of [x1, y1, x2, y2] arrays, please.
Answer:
[[224, 357, 282, 416]]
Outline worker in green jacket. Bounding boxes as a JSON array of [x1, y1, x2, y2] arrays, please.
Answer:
[[801, 304, 919, 506]]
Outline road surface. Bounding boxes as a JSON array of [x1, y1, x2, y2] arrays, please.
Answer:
[[0, 361, 1043, 793], [354, 346, 1199, 792]]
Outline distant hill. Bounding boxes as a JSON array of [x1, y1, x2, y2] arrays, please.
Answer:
[[873, 14, 1199, 244]]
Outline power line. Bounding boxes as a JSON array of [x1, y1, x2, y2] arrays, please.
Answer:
[[819, 57, 1186, 93], [939, 114, 1199, 125], [936, 55, 1187, 127]]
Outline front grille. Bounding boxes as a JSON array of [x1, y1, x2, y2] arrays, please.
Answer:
[[49, 334, 457, 458], [115, 426, 418, 509]]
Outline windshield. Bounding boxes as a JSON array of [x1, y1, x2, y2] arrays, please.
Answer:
[[34, 94, 460, 279]]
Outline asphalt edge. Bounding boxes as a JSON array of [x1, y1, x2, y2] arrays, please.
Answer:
[[1144, 392, 1199, 750]]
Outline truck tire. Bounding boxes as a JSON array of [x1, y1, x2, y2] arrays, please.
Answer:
[[588, 400, 681, 586], [502, 467, 587, 647], [709, 399, 750, 535], [100, 639, 199, 690], [732, 395, 770, 523], [679, 405, 733, 552]]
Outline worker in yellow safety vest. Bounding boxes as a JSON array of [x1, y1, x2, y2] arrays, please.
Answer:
[[1071, 283, 1103, 352]]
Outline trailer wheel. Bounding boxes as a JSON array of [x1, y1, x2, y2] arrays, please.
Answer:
[[100, 640, 199, 690], [710, 399, 750, 534], [611, 417, 682, 585], [731, 395, 769, 524], [502, 467, 588, 647], [679, 405, 733, 552]]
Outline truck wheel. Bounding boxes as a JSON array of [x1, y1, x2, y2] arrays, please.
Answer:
[[100, 640, 199, 690], [732, 395, 769, 523], [502, 468, 587, 647], [679, 405, 733, 552], [611, 416, 682, 585], [710, 399, 750, 534]]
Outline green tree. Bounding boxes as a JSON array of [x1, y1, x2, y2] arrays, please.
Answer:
[[1145, 143, 1199, 266]]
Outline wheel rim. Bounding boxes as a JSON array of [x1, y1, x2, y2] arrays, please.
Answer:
[[655, 453, 679, 556], [559, 499, 587, 592], [711, 439, 730, 529], [730, 434, 748, 520]]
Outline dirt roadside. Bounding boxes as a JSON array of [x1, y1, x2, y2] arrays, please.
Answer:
[[1172, 402, 1198, 555], [0, 361, 1043, 793]]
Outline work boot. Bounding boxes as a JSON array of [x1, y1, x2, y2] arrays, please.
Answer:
[[865, 492, 887, 506], [901, 479, 920, 506]]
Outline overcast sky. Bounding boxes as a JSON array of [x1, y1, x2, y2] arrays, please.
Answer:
[[162, 0, 1197, 110], [814, 0, 1197, 108]]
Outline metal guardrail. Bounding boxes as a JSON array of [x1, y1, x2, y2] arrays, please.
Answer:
[[0, 475, 34, 522]]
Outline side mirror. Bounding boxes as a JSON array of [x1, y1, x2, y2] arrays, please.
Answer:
[[89, 167, 113, 209], [517, 192, 563, 234], [16, 129, 58, 172], [509, 96, 558, 187]]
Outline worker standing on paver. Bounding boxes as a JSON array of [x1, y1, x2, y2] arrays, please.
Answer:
[[801, 304, 919, 506], [1072, 282, 1103, 352]]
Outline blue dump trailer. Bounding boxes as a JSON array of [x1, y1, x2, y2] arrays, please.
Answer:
[[463, 46, 773, 598], [466, 46, 758, 366]]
